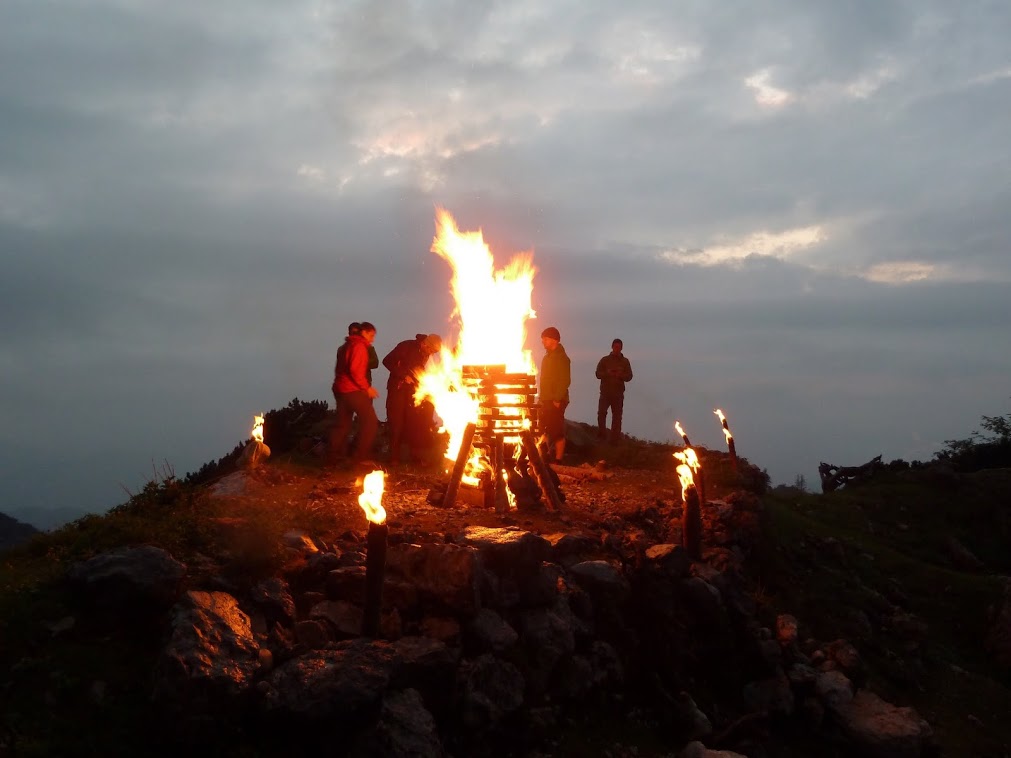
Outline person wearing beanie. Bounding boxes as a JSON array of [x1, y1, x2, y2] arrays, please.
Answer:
[[538, 326, 571, 463], [382, 332, 443, 465], [595, 338, 633, 444]]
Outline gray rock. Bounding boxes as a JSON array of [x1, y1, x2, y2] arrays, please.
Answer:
[[155, 590, 258, 706], [467, 608, 519, 655], [351, 688, 446, 758], [569, 560, 630, 601], [260, 639, 397, 723], [386, 542, 481, 615], [460, 526, 552, 576], [456, 654, 525, 731], [68, 545, 186, 614], [775, 614, 799, 646], [832, 690, 933, 758], [250, 577, 295, 626], [742, 669, 795, 716], [310, 599, 363, 639], [815, 670, 854, 710], [644, 543, 692, 578]]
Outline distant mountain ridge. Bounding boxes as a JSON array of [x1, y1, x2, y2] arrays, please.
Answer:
[[4, 506, 94, 532], [0, 511, 40, 550]]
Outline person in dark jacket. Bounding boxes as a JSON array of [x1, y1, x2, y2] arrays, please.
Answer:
[[537, 326, 571, 463], [329, 322, 380, 467], [595, 338, 633, 443], [382, 333, 442, 465]]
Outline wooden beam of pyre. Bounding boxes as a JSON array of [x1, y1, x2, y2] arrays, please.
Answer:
[[440, 365, 562, 512], [520, 428, 563, 512], [441, 422, 477, 509]]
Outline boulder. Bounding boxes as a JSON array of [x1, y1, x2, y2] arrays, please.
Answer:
[[832, 690, 933, 758], [350, 688, 446, 758], [154, 590, 258, 708], [67, 545, 186, 616]]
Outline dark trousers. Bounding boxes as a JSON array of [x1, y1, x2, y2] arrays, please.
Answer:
[[386, 386, 416, 463], [330, 390, 378, 463], [597, 391, 624, 441]]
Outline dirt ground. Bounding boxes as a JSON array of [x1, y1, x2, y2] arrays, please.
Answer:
[[203, 456, 695, 549]]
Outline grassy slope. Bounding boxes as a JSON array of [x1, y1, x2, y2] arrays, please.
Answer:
[[753, 468, 1011, 757]]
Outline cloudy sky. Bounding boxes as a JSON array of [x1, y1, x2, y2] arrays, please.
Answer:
[[2, 0, 1009, 528]]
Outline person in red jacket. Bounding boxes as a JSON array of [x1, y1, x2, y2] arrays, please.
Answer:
[[382, 333, 442, 465], [328, 322, 380, 467]]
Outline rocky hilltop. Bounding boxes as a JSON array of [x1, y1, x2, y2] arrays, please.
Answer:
[[1, 407, 1009, 756]]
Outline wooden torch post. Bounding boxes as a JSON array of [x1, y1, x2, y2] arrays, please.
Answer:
[[715, 409, 738, 475]]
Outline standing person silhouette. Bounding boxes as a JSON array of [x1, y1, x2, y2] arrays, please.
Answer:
[[328, 322, 380, 468], [595, 338, 633, 444], [537, 326, 571, 463]]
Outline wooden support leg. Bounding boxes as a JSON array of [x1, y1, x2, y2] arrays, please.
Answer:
[[443, 422, 476, 509], [521, 429, 563, 512]]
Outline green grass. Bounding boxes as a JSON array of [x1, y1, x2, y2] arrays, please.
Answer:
[[752, 469, 1011, 756]]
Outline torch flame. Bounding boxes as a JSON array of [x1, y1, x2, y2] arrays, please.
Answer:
[[674, 448, 700, 473], [676, 463, 695, 501], [358, 469, 386, 524], [675, 421, 687, 439], [251, 414, 265, 443], [714, 408, 733, 441], [417, 208, 538, 463]]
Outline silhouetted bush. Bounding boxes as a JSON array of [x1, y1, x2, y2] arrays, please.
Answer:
[[936, 411, 1011, 472]]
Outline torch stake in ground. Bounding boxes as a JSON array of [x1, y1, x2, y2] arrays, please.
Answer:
[[715, 408, 738, 474], [674, 420, 692, 449], [358, 470, 387, 638], [675, 448, 706, 510], [674, 421, 706, 505], [677, 463, 703, 560]]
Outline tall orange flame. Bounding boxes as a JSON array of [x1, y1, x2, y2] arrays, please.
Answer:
[[417, 208, 538, 463], [251, 414, 265, 443], [358, 470, 386, 524]]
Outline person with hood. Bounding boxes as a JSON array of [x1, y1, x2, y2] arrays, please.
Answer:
[[333, 322, 380, 402], [328, 322, 380, 467], [538, 326, 571, 463], [595, 338, 633, 443], [382, 333, 442, 465]]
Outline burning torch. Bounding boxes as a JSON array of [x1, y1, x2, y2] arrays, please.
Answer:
[[676, 460, 702, 560], [239, 414, 271, 469], [674, 421, 705, 506], [714, 409, 738, 474], [358, 470, 387, 638]]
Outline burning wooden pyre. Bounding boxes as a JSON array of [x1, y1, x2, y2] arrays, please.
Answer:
[[434, 364, 562, 513]]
